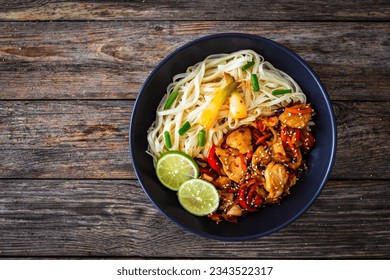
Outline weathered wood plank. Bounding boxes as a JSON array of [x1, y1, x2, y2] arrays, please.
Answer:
[[0, 100, 132, 179], [0, 179, 388, 258], [332, 101, 390, 180], [0, 100, 389, 180], [0, 0, 388, 21], [0, 0, 387, 263], [0, 21, 388, 100]]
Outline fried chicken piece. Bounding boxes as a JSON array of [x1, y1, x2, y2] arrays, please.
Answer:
[[264, 162, 289, 199], [226, 128, 253, 154], [251, 145, 271, 175], [279, 104, 312, 129], [215, 147, 246, 183]]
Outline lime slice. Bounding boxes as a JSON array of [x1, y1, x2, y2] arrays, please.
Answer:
[[178, 179, 220, 216], [156, 151, 200, 191]]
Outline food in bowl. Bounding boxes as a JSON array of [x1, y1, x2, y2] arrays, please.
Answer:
[[146, 49, 316, 222]]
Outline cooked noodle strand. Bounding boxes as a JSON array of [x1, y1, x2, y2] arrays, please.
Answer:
[[147, 50, 306, 162]]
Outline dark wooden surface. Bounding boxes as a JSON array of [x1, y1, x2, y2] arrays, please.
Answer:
[[0, 1, 389, 258]]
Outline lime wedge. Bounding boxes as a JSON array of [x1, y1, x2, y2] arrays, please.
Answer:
[[178, 179, 220, 216], [156, 151, 200, 191]]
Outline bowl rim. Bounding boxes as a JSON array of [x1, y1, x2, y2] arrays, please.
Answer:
[[130, 33, 337, 241]]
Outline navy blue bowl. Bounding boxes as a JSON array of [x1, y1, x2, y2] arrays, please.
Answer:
[[130, 33, 337, 241]]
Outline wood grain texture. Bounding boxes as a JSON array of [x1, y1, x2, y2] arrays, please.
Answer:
[[0, 0, 388, 21], [0, 0, 388, 259], [0, 179, 388, 258], [0, 101, 389, 180], [0, 21, 388, 101], [0, 100, 132, 179]]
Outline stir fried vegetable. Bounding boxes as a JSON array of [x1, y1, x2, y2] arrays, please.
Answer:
[[251, 73, 260, 91], [207, 145, 222, 173], [198, 102, 315, 223], [197, 130, 206, 147], [164, 91, 179, 109], [164, 131, 172, 149], [272, 89, 292, 96], [241, 61, 255, 71], [178, 121, 191, 136]]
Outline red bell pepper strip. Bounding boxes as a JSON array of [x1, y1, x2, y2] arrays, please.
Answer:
[[207, 145, 221, 173], [287, 135, 299, 158], [280, 126, 289, 147], [252, 194, 263, 207], [199, 167, 213, 174], [292, 128, 301, 145], [246, 184, 257, 202], [238, 185, 257, 212], [239, 178, 256, 189], [300, 130, 315, 151], [256, 120, 265, 132], [238, 187, 251, 211], [246, 181, 262, 206], [285, 107, 313, 115], [255, 133, 271, 145]]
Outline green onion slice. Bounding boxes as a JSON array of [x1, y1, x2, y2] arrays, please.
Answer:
[[164, 131, 172, 149], [164, 91, 179, 110], [272, 89, 292, 96], [251, 74, 260, 91], [197, 130, 206, 147], [178, 121, 191, 136], [241, 61, 255, 71]]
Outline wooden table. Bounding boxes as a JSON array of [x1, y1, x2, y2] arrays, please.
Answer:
[[0, 1, 389, 258]]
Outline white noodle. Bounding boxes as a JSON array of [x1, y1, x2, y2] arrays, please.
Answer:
[[147, 49, 306, 163]]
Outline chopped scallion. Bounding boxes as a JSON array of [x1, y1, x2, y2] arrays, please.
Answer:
[[178, 121, 191, 136], [272, 89, 292, 96], [164, 91, 179, 110], [251, 74, 260, 91], [164, 131, 172, 149], [241, 61, 255, 71], [197, 130, 206, 147]]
